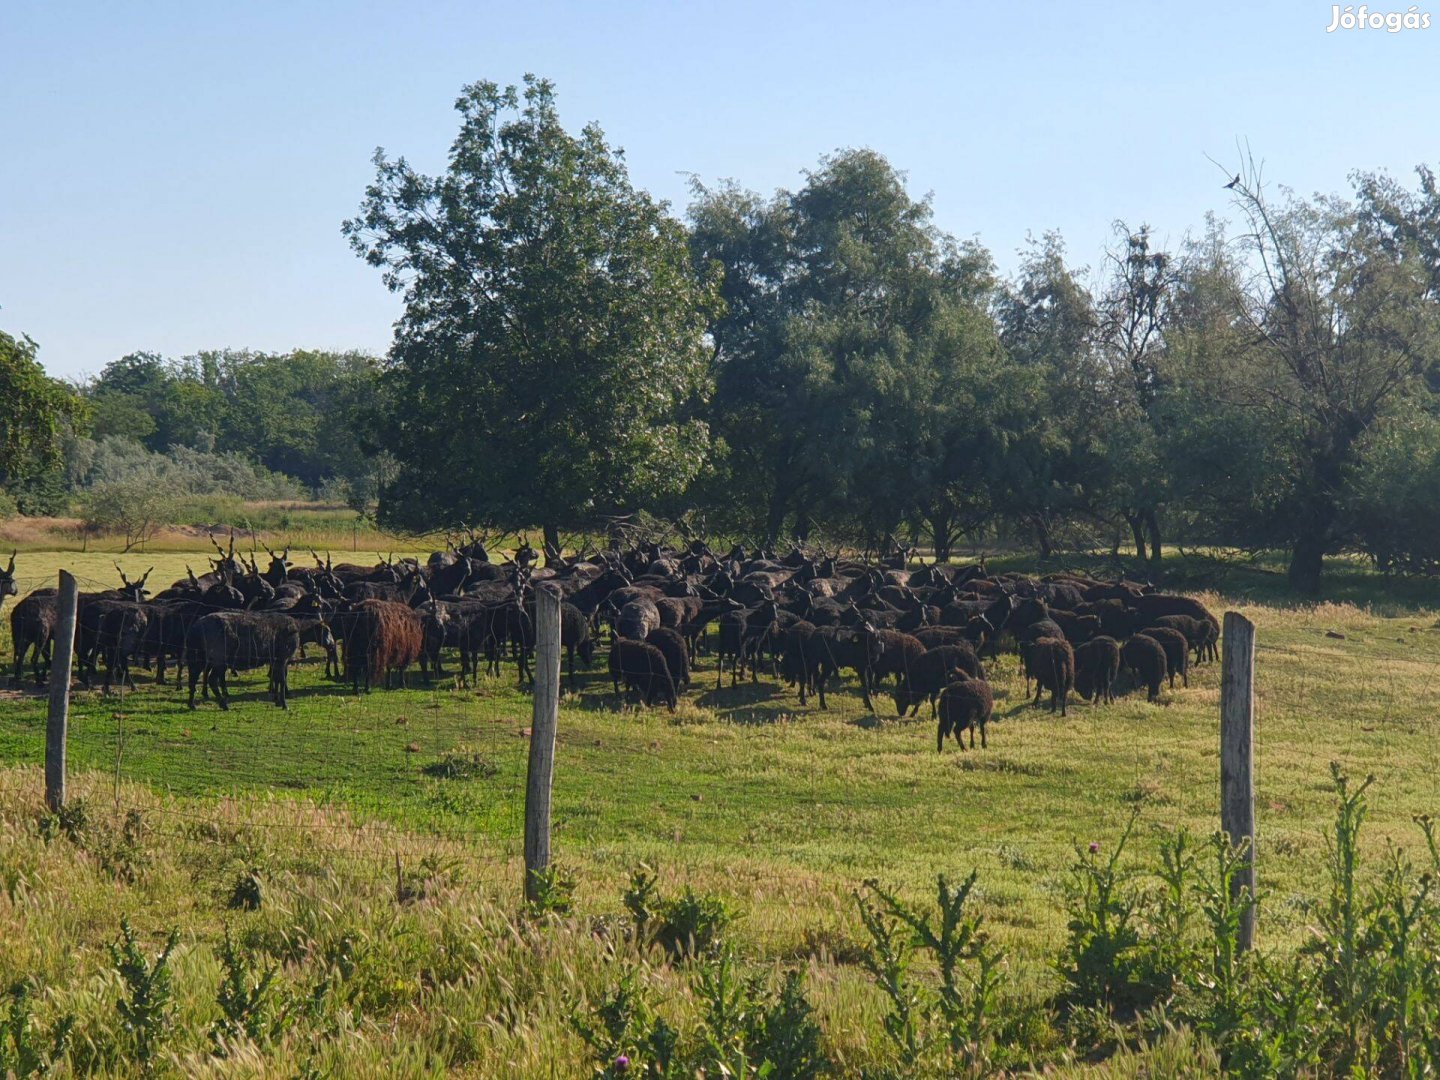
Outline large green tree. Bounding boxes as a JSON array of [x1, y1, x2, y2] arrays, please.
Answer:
[[345, 77, 720, 547], [690, 150, 1014, 551], [0, 329, 88, 499], [1165, 167, 1440, 593]]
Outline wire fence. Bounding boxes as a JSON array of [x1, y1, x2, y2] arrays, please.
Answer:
[[0, 567, 1263, 901]]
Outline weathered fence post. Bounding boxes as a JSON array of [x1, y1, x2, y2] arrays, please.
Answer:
[[1220, 610, 1257, 950], [523, 582, 562, 903], [45, 570, 79, 813]]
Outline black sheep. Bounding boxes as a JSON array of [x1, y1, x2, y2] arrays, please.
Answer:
[[609, 637, 677, 711], [869, 629, 927, 690], [937, 675, 993, 751], [645, 627, 691, 691], [893, 644, 984, 718], [1122, 635, 1168, 702], [780, 619, 828, 708], [1022, 636, 1074, 716], [1146, 614, 1211, 665], [1139, 627, 1189, 688], [1073, 636, 1121, 704]]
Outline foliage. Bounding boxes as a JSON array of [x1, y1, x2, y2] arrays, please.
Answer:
[[80, 479, 178, 552], [856, 873, 1010, 1076], [0, 982, 74, 1078], [623, 865, 735, 959], [345, 75, 720, 546], [106, 918, 179, 1072], [0, 330, 88, 496], [211, 925, 285, 1049]]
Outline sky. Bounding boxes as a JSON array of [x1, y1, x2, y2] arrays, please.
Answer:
[[2, 0, 1437, 381]]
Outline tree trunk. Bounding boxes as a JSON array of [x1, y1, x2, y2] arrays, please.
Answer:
[[542, 522, 561, 561], [795, 510, 812, 544], [924, 504, 955, 564], [1288, 534, 1325, 596], [764, 488, 789, 549], [1126, 513, 1146, 561], [1144, 509, 1162, 565], [1033, 517, 1054, 560]]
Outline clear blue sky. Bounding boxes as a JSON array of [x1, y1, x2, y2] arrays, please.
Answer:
[[3, 0, 1436, 380]]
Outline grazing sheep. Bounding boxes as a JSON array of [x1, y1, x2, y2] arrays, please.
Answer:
[[1122, 634, 1168, 702], [1132, 595, 1219, 661], [608, 638, 677, 711], [1146, 614, 1211, 665], [1139, 626, 1189, 688], [617, 597, 661, 641], [645, 627, 691, 691], [1074, 636, 1122, 704], [1048, 609, 1102, 645], [814, 623, 885, 711], [1022, 636, 1074, 716], [937, 675, 993, 751], [893, 644, 985, 718]]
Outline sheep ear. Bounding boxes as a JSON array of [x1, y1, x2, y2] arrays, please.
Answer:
[[4, 551, 13, 574]]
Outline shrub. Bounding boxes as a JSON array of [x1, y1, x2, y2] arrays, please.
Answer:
[[624, 866, 734, 959], [107, 918, 180, 1073]]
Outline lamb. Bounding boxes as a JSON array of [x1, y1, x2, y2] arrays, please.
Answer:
[[1073, 636, 1121, 704], [1122, 634, 1168, 702], [1022, 636, 1074, 716], [608, 638, 677, 710], [645, 627, 691, 691], [892, 644, 985, 718], [1139, 626, 1189, 688], [936, 675, 993, 752]]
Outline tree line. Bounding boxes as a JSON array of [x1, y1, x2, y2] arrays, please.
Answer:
[[7, 75, 1440, 592]]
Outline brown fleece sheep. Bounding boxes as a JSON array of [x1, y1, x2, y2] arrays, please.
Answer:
[[1022, 636, 1074, 716], [609, 637, 677, 711], [349, 599, 425, 693], [1122, 634, 1168, 702], [1074, 635, 1122, 704], [893, 643, 985, 718], [937, 675, 993, 751], [1140, 626, 1190, 688]]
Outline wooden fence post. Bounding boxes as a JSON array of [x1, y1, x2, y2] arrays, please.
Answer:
[[46, 570, 79, 813], [1220, 610, 1257, 950], [523, 582, 562, 903]]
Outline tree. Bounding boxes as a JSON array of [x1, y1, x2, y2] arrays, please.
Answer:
[[691, 150, 1013, 551], [1, 329, 88, 496], [344, 76, 720, 549], [995, 235, 1109, 558], [82, 477, 176, 552], [1169, 161, 1440, 593], [1095, 224, 1179, 564]]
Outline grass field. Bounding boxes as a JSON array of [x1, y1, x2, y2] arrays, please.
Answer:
[[3, 546, 1440, 1075]]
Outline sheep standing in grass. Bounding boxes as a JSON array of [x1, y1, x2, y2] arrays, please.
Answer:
[[645, 627, 691, 691], [937, 675, 993, 751], [1122, 635, 1168, 702], [1139, 626, 1190, 688], [609, 638, 677, 711], [1074, 636, 1121, 704], [892, 644, 984, 718], [1022, 636, 1074, 716]]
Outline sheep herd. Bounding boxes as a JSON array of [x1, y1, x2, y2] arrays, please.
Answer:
[[2, 538, 1219, 751]]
